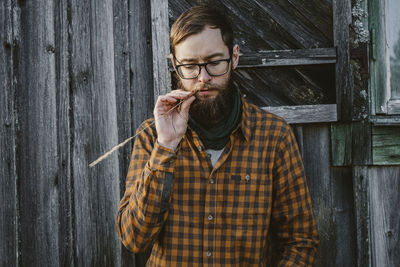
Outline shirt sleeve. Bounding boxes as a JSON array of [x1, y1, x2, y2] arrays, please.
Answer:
[[271, 124, 319, 266], [116, 121, 176, 253]]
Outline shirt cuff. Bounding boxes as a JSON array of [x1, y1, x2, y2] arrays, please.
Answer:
[[147, 140, 177, 173]]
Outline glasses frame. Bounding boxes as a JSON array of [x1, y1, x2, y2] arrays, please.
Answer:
[[173, 56, 232, 79]]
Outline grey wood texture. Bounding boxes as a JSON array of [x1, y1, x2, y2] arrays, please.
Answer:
[[15, 1, 61, 266], [301, 125, 356, 267], [262, 104, 337, 124], [151, 0, 171, 99], [369, 167, 400, 267], [353, 167, 371, 267], [333, 0, 353, 121], [54, 0, 74, 264], [0, 0, 17, 266], [238, 48, 337, 68], [127, 0, 156, 265], [114, 0, 137, 265], [69, 0, 121, 265]]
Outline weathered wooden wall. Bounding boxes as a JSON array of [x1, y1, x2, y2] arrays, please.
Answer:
[[1, 0, 399, 266]]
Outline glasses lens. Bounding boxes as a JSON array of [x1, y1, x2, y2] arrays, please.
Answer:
[[206, 60, 229, 76], [178, 65, 199, 79], [176, 59, 230, 79]]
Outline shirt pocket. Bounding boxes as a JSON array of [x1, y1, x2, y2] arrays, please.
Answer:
[[217, 172, 272, 229]]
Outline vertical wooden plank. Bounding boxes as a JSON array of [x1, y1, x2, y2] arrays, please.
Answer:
[[70, 0, 121, 265], [126, 0, 156, 265], [0, 0, 17, 265], [368, 0, 389, 114], [15, 0, 60, 265], [55, 0, 73, 264], [352, 121, 372, 165], [130, 0, 155, 131], [353, 166, 371, 267], [369, 167, 400, 267], [331, 123, 352, 166], [150, 0, 171, 99], [333, 0, 354, 121], [302, 125, 336, 267], [302, 125, 356, 267], [292, 125, 304, 157], [331, 167, 356, 267]]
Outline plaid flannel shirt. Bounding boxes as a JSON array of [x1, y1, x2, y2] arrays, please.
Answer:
[[116, 98, 319, 266]]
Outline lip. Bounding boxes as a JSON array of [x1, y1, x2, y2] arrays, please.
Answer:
[[196, 89, 218, 97]]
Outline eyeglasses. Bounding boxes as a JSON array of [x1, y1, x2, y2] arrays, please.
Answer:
[[174, 56, 232, 79]]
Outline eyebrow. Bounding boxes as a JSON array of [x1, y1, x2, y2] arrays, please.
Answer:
[[178, 52, 226, 63]]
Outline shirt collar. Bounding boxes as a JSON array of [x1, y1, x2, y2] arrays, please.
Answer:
[[236, 95, 252, 143]]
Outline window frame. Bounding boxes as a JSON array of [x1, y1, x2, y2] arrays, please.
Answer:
[[369, 0, 400, 115]]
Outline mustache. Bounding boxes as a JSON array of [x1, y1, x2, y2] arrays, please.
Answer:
[[193, 84, 225, 93]]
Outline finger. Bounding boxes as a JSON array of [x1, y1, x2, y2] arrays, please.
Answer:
[[166, 90, 193, 99], [180, 95, 196, 114]]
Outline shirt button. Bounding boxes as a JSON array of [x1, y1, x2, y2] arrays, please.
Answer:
[[208, 214, 214, 221], [245, 174, 251, 182], [210, 178, 215, 184], [206, 251, 212, 257]]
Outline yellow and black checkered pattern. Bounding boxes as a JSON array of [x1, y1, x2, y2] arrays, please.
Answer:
[[116, 98, 319, 266]]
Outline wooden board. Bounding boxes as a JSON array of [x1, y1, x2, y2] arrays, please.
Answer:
[[113, 0, 138, 265], [0, 0, 17, 265], [333, 0, 353, 121], [15, 1, 61, 265], [372, 126, 400, 165], [369, 167, 400, 267], [54, 0, 74, 264], [238, 48, 337, 67], [69, 0, 121, 265], [353, 166, 370, 267], [301, 125, 356, 267], [263, 104, 337, 124], [151, 0, 171, 98]]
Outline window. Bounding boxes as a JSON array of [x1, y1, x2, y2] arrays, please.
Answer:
[[369, 0, 400, 114]]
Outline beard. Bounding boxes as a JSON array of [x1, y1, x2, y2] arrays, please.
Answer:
[[178, 74, 235, 128]]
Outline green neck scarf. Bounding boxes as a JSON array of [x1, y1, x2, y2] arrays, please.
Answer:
[[188, 89, 242, 150]]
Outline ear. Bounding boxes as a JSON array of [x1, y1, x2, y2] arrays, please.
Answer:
[[231, 44, 240, 70], [169, 54, 176, 69]]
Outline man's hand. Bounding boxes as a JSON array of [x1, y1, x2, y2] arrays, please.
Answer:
[[154, 89, 196, 150]]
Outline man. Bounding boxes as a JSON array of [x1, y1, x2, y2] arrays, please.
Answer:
[[116, 5, 319, 266]]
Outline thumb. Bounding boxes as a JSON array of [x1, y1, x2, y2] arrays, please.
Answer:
[[180, 96, 196, 114]]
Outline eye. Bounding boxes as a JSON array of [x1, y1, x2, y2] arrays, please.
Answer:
[[182, 65, 197, 70], [208, 61, 221, 66]]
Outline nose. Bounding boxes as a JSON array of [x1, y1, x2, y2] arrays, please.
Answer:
[[198, 66, 211, 83]]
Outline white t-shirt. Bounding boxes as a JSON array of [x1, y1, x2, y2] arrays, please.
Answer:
[[206, 148, 224, 167]]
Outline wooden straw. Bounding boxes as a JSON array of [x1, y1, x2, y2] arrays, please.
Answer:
[[89, 91, 198, 168]]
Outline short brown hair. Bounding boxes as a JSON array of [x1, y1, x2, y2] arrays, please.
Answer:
[[170, 6, 234, 56]]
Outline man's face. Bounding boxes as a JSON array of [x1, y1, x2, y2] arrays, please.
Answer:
[[172, 26, 240, 125]]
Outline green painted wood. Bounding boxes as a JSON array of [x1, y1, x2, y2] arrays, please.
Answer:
[[372, 126, 400, 165], [331, 123, 352, 166], [352, 121, 373, 165], [368, 0, 389, 114], [331, 121, 372, 166]]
